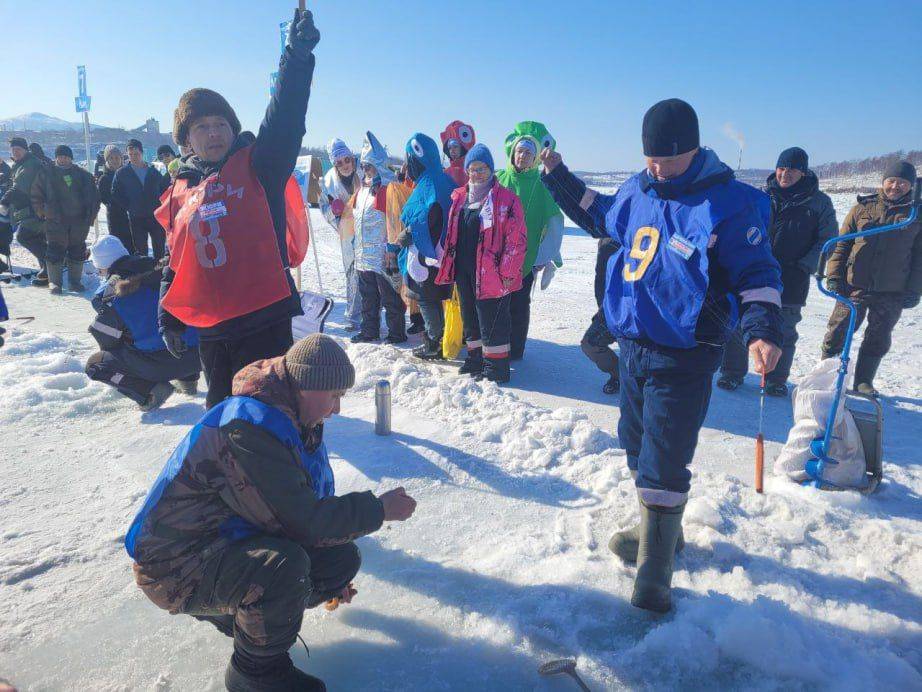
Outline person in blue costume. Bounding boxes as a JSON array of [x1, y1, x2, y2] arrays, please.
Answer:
[[540, 99, 783, 613], [396, 132, 457, 360]]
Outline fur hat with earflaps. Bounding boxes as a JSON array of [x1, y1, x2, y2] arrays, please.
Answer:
[[173, 88, 241, 146]]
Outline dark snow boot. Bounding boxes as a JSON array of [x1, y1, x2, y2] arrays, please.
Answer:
[[602, 373, 620, 395], [407, 312, 426, 335], [173, 378, 199, 396], [47, 261, 64, 295], [139, 382, 174, 412], [609, 521, 684, 565], [458, 349, 483, 377], [716, 374, 742, 391], [631, 499, 686, 613], [765, 381, 788, 397], [853, 352, 882, 398], [225, 651, 326, 692], [413, 335, 444, 360], [483, 356, 511, 384], [66, 258, 86, 291], [385, 333, 407, 345], [31, 265, 49, 287], [350, 332, 379, 344]]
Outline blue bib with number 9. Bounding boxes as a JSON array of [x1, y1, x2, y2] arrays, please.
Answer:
[[603, 173, 766, 348]]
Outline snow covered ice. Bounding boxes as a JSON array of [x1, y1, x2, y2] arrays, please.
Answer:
[[1, 201, 920, 690]]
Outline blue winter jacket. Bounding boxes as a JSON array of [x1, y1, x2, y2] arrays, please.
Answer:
[[542, 148, 783, 349]]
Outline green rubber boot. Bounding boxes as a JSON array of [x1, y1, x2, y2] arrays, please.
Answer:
[[609, 521, 684, 565], [631, 500, 686, 613]]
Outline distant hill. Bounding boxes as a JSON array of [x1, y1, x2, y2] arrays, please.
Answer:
[[0, 112, 88, 132]]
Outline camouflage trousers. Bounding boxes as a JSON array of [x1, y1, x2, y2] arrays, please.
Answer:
[[182, 536, 361, 657], [822, 293, 904, 359]]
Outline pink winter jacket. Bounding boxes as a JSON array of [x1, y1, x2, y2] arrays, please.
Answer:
[[437, 180, 528, 299]]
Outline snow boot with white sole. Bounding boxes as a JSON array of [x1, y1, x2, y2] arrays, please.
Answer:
[[631, 499, 686, 613]]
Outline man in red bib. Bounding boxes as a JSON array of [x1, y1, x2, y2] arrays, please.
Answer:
[[158, 10, 320, 408]]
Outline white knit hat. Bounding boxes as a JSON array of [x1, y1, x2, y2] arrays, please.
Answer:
[[90, 235, 129, 270]]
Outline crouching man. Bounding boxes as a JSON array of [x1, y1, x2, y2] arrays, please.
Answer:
[[125, 334, 417, 691], [86, 236, 201, 411]]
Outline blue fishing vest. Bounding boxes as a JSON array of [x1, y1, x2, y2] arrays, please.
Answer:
[[125, 396, 334, 558], [603, 174, 765, 349], [94, 283, 198, 352]]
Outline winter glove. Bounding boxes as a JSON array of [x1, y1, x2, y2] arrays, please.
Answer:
[[384, 250, 399, 275], [286, 8, 320, 62], [539, 262, 557, 290], [902, 293, 920, 309], [161, 328, 187, 359], [330, 198, 345, 218], [396, 229, 413, 248]]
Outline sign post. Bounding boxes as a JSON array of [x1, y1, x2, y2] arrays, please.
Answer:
[[75, 66, 99, 241]]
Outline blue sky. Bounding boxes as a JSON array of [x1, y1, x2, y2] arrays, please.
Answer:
[[1, 0, 919, 171]]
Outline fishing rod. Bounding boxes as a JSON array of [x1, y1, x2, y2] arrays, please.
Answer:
[[806, 179, 921, 489]]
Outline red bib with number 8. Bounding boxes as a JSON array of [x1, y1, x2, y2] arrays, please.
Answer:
[[157, 144, 292, 328]]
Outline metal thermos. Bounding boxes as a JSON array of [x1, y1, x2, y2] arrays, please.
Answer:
[[374, 380, 391, 436]]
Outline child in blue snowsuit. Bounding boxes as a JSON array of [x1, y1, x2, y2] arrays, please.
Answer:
[[541, 99, 783, 613]]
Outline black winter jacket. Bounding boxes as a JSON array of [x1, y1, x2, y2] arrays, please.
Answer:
[[111, 163, 168, 218], [765, 171, 837, 306], [98, 167, 131, 236]]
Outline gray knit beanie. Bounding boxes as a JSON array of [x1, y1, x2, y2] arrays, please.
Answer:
[[284, 334, 355, 391]]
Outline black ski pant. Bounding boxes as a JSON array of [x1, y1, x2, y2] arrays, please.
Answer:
[[183, 536, 361, 658], [86, 346, 201, 405], [199, 320, 293, 409], [720, 305, 803, 384], [45, 221, 90, 264], [106, 219, 135, 254], [509, 271, 535, 359], [129, 214, 166, 260], [15, 219, 46, 266], [581, 309, 619, 375], [822, 293, 903, 360], [357, 269, 406, 339], [456, 265, 512, 358]]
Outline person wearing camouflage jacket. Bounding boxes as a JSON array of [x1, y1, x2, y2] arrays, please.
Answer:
[[125, 333, 417, 691], [2, 138, 49, 283], [822, 160, 921, 396]]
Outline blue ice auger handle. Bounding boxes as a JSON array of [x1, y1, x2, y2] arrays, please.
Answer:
[[808, 178, 921, 487]]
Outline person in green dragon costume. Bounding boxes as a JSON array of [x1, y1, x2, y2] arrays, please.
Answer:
[[496, 121, 565, 360]]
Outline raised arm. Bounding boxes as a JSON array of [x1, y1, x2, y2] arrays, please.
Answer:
[[539, 148, 616, 239], [251, 10, 320, 189]]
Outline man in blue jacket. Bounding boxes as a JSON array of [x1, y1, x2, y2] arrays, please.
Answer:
[[540, 99, 782, 612]]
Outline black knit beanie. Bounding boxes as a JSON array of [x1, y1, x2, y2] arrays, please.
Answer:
[[776, 147, 808, 173], [642, 99, 699, 157], [882, 160, 917, 184], [173, 88, 241, 146], [9, 137, 27, 150], [54, 145, 74, 159]]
